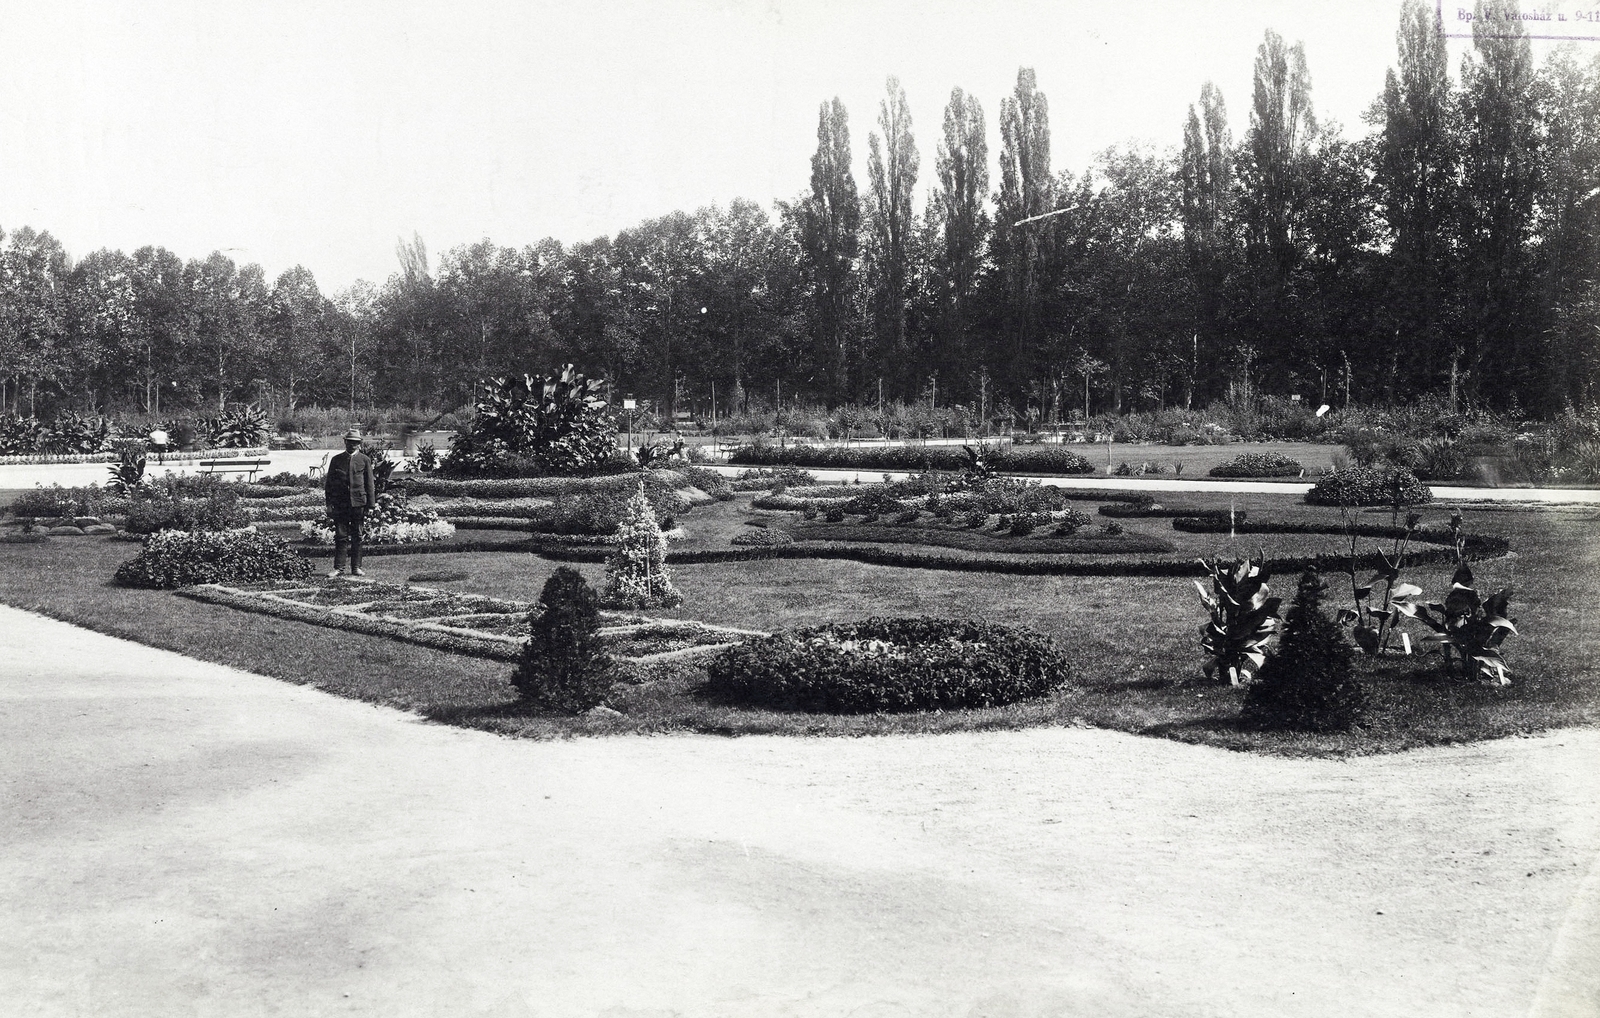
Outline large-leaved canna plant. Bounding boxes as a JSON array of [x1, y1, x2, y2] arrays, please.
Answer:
[[1195, 554, 1283, 686], [1413, 557, 1518, 685], [1336, 510, 1424, 655]]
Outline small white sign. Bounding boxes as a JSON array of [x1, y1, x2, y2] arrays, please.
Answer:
[[622, 399, 637, 410], [1316, 404, 1331, 418], [1290, 394, 1301, 402]]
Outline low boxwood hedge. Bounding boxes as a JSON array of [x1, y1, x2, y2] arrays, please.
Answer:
[[787, 522, 1173, 554], [1305, 466, 1432, 507], [115, 529, 313, 589], [705, 616, 1074, 713]]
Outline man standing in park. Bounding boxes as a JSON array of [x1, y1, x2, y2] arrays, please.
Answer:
[[324, 429, 377, 577]]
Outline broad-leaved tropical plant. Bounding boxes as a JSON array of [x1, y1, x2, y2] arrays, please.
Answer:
[[1413, 559, 1518, 685], [1195, 554, 1283, 686]]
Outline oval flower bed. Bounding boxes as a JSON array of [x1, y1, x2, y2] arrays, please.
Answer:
[[705, 616, 1074, 714]]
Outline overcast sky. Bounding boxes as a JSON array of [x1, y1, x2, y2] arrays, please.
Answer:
[[0, 0, 1591, 291]]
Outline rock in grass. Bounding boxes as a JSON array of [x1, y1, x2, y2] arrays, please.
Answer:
[[47, 526, 86, 536], [583, 705, 623, 719]]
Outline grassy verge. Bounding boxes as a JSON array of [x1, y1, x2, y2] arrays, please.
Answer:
[[2, 492, 1596, 756]]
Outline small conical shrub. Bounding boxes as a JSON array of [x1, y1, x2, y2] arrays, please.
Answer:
[[602, 483, 682, 608], [1242, 568, 1364, 733], [512, 567, 614, 714]]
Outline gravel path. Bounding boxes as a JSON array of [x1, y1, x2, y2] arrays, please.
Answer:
[[2, 603, 1597, 1017]]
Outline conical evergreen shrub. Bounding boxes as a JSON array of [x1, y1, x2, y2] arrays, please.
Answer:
[[512, 567, 614, 714], [1242, 568, 1364, 733], [602, 483, 682, 608]]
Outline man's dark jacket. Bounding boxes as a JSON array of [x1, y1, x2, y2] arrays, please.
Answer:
[[325, 449, 377, 510]]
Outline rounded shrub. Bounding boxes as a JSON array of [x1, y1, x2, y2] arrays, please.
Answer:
[[705, 616, 1074, 714], [512, 569, 611, 710], [1241, 570, 1363, 732], [1305, 465, 1432, 507], [1209, 452, 1304, 478], [113, 529, 312, 589], [512, 567, 615, 714]]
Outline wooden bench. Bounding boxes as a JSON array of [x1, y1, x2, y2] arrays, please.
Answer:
[[197, 458, 271, 481]]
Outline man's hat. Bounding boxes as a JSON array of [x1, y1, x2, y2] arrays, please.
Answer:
[[342, 429, 363, 443]]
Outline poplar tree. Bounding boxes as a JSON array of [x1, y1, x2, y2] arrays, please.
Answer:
[[798, 98, 861, 403], [1460, 0, 1541, 408], [994, 67, 1053, 402], [933, 86, 990, 394], [866, 76, 919, 397]]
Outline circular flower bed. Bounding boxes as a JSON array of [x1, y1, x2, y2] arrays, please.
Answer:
[[705, 616, 1074, 714]]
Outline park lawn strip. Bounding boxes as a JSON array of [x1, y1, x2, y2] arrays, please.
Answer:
[[0, 494, 1594, 755]]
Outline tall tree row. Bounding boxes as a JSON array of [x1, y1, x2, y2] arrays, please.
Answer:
[[3, 0, 1598, 424]]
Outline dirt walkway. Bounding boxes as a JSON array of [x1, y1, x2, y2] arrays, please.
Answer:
[[2, 603, 1596, 1017]]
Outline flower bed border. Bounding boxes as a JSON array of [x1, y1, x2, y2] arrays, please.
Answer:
[[0, 446, 269, 466], [177, 579, 767, 663]]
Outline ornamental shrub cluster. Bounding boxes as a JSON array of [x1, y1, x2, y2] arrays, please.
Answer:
[[705, 616, 1074, 713], [7, 483, 131, 519], [531, 475, 689, 536], [1304, 465, 1433, 507], [124, 494, 249, 535], [300, 493, 455, 545], [729, 443, 1095, 475], [114, 529, 312, 589], [1208, 452, 1305, 478]]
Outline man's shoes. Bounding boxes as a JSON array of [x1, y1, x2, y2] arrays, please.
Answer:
[[351, 567, 367, 577], [327, 568, 344, 578]]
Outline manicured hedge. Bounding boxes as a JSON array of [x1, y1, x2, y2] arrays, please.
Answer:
[[705, 616, 1074, 713], [1169, 517, 1510, 558], [787, 522, 1174, 555], [1099, 503, 1247, 520], [729, 443, 1096, 475], [114, 529, 313, 589], [1208, 452, 1305, 478], [1304, 466, 1432, 507], [399, 468, 697, 500]]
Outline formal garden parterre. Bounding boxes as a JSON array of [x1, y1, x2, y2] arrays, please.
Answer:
[[2, 365, 1597, 754]]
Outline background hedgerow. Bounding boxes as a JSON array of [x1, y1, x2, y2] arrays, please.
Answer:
[[113, 529, 312, 588], [705, 616, 1075, 713]]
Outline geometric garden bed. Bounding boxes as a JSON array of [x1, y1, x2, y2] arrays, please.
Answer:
[[176, 576, 768, 664]]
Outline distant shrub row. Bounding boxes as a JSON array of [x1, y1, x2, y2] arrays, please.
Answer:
[[729, 443, 1095, 475]]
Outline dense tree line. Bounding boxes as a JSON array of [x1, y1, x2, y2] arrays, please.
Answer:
[[2, 0, 1596, 425]]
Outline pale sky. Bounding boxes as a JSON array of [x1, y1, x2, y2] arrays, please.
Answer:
[[0, 0, 1592, 292]]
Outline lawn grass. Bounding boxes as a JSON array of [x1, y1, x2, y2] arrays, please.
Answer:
[[2, 490, 1596, 756]]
